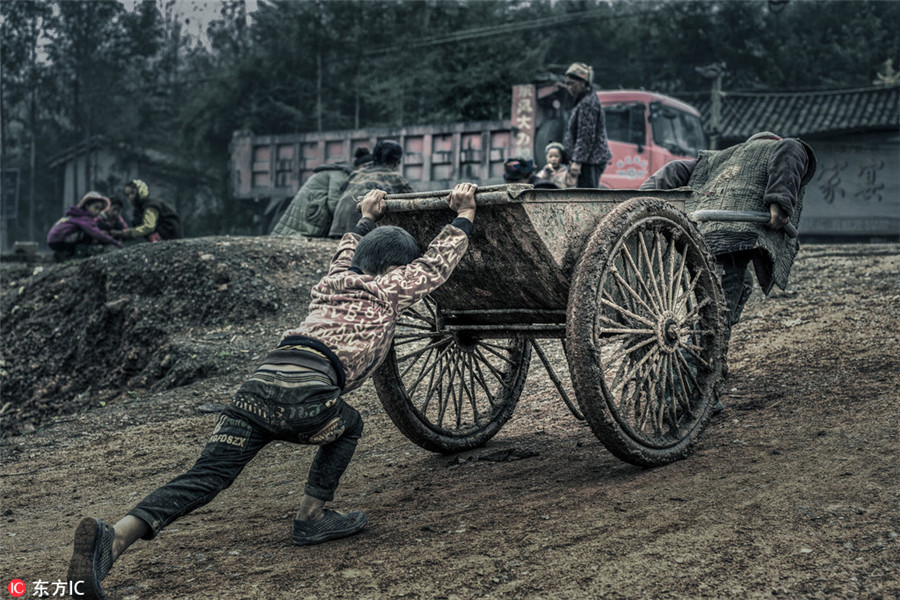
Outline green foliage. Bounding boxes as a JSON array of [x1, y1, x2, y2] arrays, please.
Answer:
[[1, 0, 897, 242], [43, 0, 127, 146], [1, 0, 52, 148]]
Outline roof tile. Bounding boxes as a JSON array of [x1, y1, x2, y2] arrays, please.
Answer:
[[687, 85, 899, 142]]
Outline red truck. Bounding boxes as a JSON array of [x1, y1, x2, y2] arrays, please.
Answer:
[[229, 79, 707, 204]]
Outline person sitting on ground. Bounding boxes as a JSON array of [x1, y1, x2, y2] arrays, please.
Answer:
[[535, 142, 572, 189], [96, 197, 130, 234], [68, 182, 481, 600], [112, 180, 182, 243], [271, 147, 373, 237], [640, 131, 816, 412], [47, 192, 123, 260], [327, 140, 414, 237]]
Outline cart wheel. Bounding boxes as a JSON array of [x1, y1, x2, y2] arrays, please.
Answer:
[[566, 197, 727, 467], [373, 297, 531, 453]]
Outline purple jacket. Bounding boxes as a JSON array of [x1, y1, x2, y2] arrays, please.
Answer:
[[47, 206, 121, 247]]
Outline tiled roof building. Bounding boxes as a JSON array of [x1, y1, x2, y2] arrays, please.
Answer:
[[685, 85, 899, 144]]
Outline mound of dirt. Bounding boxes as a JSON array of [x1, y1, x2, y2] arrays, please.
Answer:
[[1, 236, 339, 436]]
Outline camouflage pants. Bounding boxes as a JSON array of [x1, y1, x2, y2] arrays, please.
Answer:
[[128, 376, 363, 539]]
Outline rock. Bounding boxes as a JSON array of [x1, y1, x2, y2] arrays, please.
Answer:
[[104, 297, 131, 314], [478, 448, 538, 462]]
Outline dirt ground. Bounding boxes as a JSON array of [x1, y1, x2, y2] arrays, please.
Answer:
[[1, 239, 898, 599]]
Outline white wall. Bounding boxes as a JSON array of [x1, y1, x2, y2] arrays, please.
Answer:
[[802, 131, 900, 237]]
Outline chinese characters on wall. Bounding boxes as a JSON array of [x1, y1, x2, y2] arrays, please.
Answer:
[[816, 157, 887, 204], [511, 85, 536, 160]]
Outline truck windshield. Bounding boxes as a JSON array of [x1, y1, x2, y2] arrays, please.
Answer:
[[651, 105, 707, 157], [603, 102, 646, 147]]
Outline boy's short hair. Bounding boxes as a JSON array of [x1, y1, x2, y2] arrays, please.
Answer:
[[108, 197, 124, 209], [353, 146, 373, 167], [351, 226, 420, 275]]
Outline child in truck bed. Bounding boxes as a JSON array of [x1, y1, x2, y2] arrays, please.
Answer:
[[536, 142, 572, 188]]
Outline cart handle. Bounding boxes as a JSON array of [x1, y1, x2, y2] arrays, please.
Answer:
[[689, 210, 798, 238], [356, 184, 532, 213]]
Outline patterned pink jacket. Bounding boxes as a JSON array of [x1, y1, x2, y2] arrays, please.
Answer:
[[281, 222, 470, 393]]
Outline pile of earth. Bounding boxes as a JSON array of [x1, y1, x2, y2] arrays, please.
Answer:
[[0, 236, 340, 436]]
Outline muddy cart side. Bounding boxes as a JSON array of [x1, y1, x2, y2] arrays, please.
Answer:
[[372, 185, 672, 454], [372, 186, 727, 465]]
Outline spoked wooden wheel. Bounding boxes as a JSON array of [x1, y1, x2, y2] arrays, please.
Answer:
[[373, 297, 531, 453], [566, 197, 727, 467]]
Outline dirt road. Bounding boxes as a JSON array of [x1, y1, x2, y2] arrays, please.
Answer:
[[1, 241, 898, 599]]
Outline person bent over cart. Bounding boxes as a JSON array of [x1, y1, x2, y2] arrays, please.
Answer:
[[640, 132, 816, 411], [68, 183, 481, 600]]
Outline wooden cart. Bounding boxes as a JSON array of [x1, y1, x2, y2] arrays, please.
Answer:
[[372, 184, 729, 467]]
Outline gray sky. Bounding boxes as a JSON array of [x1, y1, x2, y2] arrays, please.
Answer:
[[122, 0, 260, 44]]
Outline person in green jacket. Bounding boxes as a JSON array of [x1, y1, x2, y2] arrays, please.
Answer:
[[640, 131, 816, 412], [328, 141, 414, 237], [271, 147, 373, 237]]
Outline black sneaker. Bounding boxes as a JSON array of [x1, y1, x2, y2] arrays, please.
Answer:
[[292, 509, 367, 546], [68, 517, 115, 600]]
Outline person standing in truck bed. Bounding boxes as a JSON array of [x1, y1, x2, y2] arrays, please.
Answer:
[[563, 62, 612, 188]]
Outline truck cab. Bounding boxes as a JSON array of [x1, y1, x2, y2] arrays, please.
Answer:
[[528, 82, 707, 189], [600, 91, 706, 188]]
